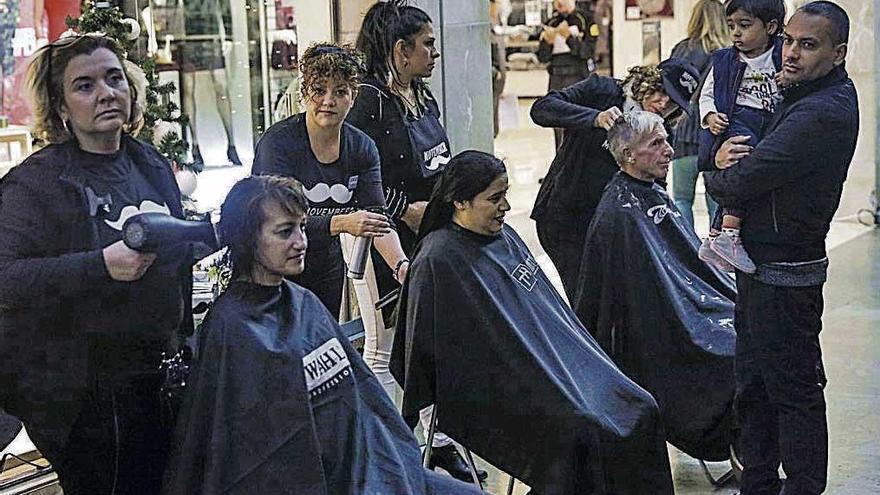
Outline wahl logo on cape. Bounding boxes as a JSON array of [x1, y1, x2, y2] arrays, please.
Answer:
[[646, 204, 680, 225], [510, 253, 540, 292], [303, 338, 352, 398], [423, 142, 450, 171]]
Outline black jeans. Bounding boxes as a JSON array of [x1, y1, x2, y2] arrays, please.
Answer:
[[535, 220, 585, 303], [735, 275, 828, 495], [28, 373, 172, 495]]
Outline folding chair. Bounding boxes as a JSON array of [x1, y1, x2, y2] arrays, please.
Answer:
[[421, 407, 485, 490]]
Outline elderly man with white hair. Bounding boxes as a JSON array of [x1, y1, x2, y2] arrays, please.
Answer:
[[573, 111, 741, 464]]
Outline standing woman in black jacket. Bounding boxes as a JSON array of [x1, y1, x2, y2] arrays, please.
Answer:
[[0, 35, 192, 494], [669, 0, 729, 230], [349, 0, 448, 244], [348, 1, 487, 484]]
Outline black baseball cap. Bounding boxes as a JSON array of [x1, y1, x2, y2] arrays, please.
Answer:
[[658, 58, 700, 115]]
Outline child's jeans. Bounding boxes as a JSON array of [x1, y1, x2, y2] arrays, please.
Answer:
[[712, 105, 773, 231]]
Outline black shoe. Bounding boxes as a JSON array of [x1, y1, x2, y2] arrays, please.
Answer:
[[191, 145, 205, 166], [227, 145, 242, 165], [428, 444, 488, 483]]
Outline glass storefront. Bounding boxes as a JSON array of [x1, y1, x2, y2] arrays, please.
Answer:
[[0, 0, 315, 170], [0, 0, 440, 178], [142, 0, 303, 167]]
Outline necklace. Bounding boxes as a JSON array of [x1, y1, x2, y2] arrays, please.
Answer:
[[393, 85, 422, 117]]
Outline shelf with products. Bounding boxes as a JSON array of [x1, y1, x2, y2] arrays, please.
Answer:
[[264, 0, 300, 123]]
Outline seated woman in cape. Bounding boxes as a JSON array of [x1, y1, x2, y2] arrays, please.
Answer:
[[162, 176, 481, 495], [572, 111, 738, 462], [391, 151, 674, 495]]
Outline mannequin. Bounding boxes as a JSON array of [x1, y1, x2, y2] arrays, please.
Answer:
[[179, 0, 240, 166], [34, 0, 80, 42]]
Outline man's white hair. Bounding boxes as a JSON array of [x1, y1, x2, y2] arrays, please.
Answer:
[[606, 111, 665, 164]]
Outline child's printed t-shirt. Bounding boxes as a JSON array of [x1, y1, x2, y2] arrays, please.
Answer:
[[736, 48, 782, 113]]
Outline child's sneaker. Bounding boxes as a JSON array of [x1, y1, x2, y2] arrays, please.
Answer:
[[699, 236, 736, 272], [710, 231, 756, 274]]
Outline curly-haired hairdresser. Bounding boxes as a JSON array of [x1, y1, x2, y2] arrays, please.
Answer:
[[252, 42, 409, 319], [0, 34, 193, 494], [529, 58, 701, 301]]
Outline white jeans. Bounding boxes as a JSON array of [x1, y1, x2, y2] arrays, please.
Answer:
[[341, 234, 452, 448]]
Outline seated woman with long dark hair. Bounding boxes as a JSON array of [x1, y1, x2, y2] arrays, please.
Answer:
[[391, 151, 674, 495], [163, 175, 482, 494]]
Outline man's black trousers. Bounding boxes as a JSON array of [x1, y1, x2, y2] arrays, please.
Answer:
[[735, 275, 828, 495]]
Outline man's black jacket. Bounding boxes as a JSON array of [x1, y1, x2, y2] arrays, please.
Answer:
[[705, 66, 859, 263], [530, 74, 623, 229]]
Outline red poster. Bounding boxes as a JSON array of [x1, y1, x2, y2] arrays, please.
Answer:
[[0, 0, 80, 125]]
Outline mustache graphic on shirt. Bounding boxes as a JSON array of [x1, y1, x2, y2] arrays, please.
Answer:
[[304, 183, 353, 204], [104, 200, 171, 231]]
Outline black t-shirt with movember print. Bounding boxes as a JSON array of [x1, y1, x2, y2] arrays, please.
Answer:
[[73, 144, 187, 376], [252, 114, 385, 309]]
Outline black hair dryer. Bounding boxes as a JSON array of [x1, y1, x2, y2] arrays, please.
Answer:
[[123, 212, 219, 253]]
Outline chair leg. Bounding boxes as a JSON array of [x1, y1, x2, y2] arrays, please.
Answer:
[[698, 459, 736, 487], [506, 474, 516, 495], [461, 446, 484, 490], [422, 407, 438, 469]]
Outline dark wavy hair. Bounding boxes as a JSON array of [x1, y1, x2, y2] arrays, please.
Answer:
[[299, 42, 365, 100], [218, 175, 308, 280], [620, 65, 665, 104], [725, 0, 786, 36], [418, 150, 507, 242], [356, 0, 432, 92]]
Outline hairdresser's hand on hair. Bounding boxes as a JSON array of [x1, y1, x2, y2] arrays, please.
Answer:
[[401, 201, 427, 234], [706, 112, 729, 136], [594, 107, 622, 130], [103, 240, 158, 282], [715, 135, 753, 170], [336, 210, 392, 238]]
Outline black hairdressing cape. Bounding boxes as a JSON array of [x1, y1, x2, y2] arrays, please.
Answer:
[[163, 281, 483, 495], [391, 223, 674, 494], [573, 172, 737, 461]]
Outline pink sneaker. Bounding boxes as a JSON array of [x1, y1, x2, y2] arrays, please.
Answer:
[[710, 231, 756, 274], [699, 236, 736, 272]]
